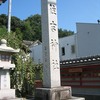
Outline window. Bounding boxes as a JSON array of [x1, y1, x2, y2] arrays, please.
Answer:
[[1, 54, 10, 61], [71, 45, 75, 54], [62, 47, 65, 56]]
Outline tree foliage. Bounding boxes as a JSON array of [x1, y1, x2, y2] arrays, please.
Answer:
[[0, 14, 74, 42], [23, 14, 42, 41], [11, 51, 36, 97], [0, 14, 7, 28], [11, 16, 23, 32], [58, 28, 74, 38]]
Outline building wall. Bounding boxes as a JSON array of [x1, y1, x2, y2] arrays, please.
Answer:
[[76, 23, 100, 58], [30, 35, 77, 63], [59, 35, 76, 61], [30, 44, 43, 64]]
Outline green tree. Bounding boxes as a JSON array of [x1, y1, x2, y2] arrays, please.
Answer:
[[11, 16, 23, 32], [24, 14, 42, 41], [58, 28, 74, 38], [22, 21, 34, 41], [15, 28, 23, 41], [0, 27, 7, 37], [0, 14, 7, 28], [11, 51, 36, 97]]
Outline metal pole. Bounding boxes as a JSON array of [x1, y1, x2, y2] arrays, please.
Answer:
[[8, 0, 12, 33]]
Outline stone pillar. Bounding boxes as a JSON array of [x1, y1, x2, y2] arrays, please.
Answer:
[[35, 0, 85, 100], [41, 0, 60, 88], [0, 69, 15, 100], [0, 70, 10, 90]]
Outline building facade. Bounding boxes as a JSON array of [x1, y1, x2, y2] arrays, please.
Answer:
[[76, 23, 100, 58], [30, 43, 43, 64], [60, 55, 100, 100], [30, 23, 100, 63], [59, 34, 76, 61]]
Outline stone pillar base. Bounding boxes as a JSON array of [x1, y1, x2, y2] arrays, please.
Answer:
[[35, 86, 85, 100], [35, 86, 68, 100], [0, 89, 15, 100], [68, 96, 85, 100]]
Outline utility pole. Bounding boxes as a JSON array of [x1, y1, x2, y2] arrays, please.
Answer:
[[8, 0, 12, 33]]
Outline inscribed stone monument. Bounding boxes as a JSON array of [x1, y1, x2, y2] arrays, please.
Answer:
[[42, 0, 60, 88], [35, 0, 85, 100]]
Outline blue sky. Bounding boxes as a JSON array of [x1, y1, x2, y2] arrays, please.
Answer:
[[0, 0, 100, 32]]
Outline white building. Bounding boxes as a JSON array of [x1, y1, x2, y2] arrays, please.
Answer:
[[59, 34, 76, 61], [30, 43, 43, 64], [30, 23, 100, 63], [22, 40, 42, 64], [76, 23, 100, 58]]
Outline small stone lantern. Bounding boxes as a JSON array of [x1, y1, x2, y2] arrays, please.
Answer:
[[0, 39, 19, 99]]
